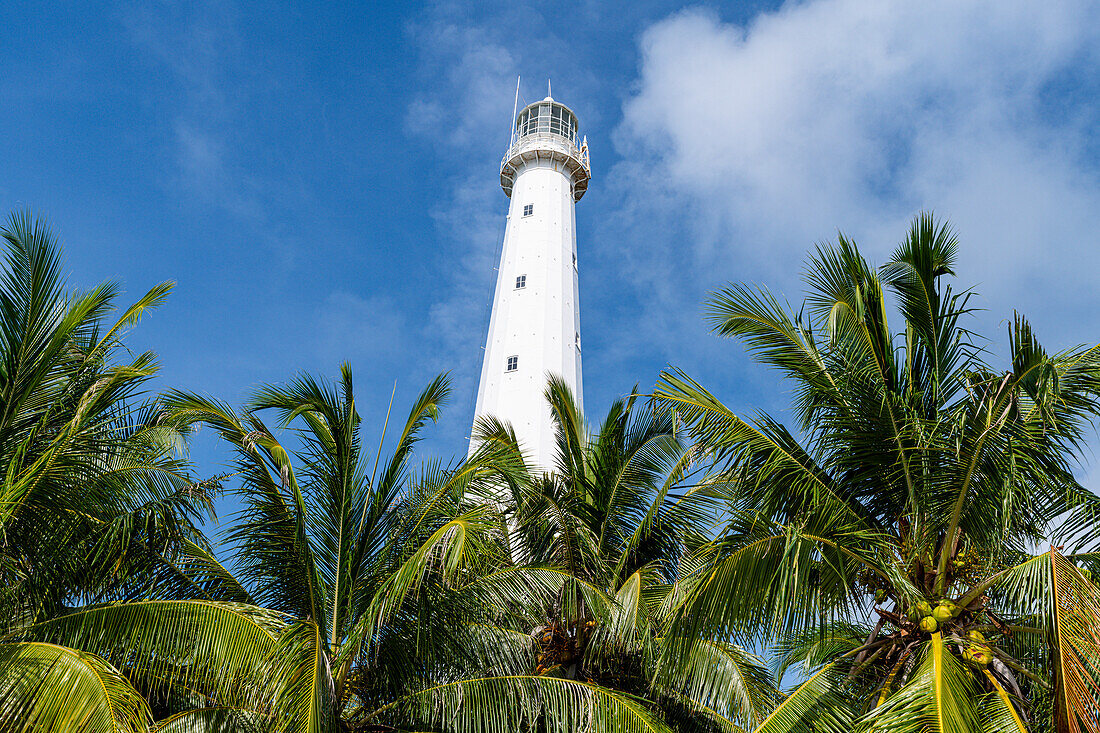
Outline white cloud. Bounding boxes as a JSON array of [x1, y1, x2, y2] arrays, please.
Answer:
[[402, 0, 1100, 471], [616, 0, 1100, 344], [404, 23, 518, 148]]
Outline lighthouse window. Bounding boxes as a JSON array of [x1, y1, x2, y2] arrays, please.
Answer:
[[506, 355, 518, 372], [523, 204, 533, 217], [551, 106, 563, 135], [515, 274, 526, 289]]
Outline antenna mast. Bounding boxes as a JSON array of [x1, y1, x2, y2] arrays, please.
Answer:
[[509, 76, 521, 147]]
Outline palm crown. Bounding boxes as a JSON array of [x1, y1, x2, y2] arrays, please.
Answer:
[[0, 213, 217, 730], [477, 376, 781, 731], [656, 214, 1100, 732]]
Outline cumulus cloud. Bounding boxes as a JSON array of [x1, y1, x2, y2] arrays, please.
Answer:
[[615, 0, 1100, 344], [402, 0, 1100, 474]]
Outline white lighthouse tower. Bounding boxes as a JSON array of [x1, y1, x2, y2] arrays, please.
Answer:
[[471, 85, 591, 470]]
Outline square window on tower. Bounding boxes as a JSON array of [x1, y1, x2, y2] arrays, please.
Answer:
[[523, 204, 533, 217], [515, 274, 526, 289], [506, 355, 519, 372]]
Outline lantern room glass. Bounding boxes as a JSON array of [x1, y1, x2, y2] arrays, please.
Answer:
[[515, 102, 578, 144]]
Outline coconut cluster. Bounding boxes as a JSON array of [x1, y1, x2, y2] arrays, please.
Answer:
[[905, 598, 961, 634], [892, 596, 1001, 670]]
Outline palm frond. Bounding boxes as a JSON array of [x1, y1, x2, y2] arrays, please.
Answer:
[[860, 633, 979, 733], [153, 707, 266, 733], [748, 662, 851, 733], [655, 637, 779, 730], [0, 642, 152, 733], [267, 621, 335, 733], [15, 600, 284, 704], [980, 670, 1028, 733], [1050, 549, 1100, 733], [364, 675, 673, 733], [163, 392, 324, 627]]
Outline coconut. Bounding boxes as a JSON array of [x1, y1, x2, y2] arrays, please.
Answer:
[[932, 604, 953, 623], [967, 629, 985, 643], [916, 601, 933, 617], [962, 644, 987, 666], [919, 616, 938, 633], [969, 650, 991, 667]]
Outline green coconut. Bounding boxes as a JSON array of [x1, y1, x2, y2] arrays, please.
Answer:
[[919, 616, 938, 633], [963, 638, 992, 668], [915, 601, 933, 617], [967, 649, 991, 667]]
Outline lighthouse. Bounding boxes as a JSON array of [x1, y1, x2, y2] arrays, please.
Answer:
[[471, 87, 591, 470]]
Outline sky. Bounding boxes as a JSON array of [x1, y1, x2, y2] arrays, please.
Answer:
[[3, 0, 1099, 520]]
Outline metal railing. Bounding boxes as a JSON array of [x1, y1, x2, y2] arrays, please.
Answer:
[[501, 132, 590, 176]]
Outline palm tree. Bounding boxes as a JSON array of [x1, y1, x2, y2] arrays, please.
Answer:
[[655, 214, 1100, 732], [8, 365, 676, 731], [475, 376, 780, 731], [0, 212, 219, 730]]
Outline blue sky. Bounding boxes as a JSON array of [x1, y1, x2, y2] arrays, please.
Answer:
[[3, 0, 1100, 515]]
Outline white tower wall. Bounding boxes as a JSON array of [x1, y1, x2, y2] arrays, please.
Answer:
[[471, 95, 590, 471]]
